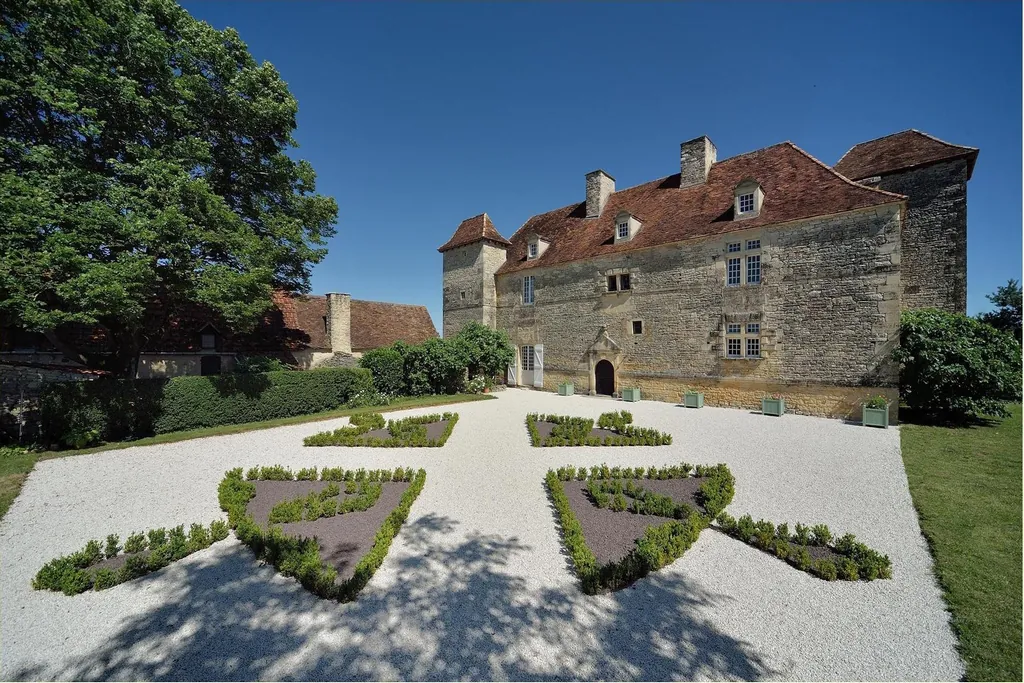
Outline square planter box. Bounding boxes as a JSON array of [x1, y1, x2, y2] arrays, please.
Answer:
[[621, 388, 641, 402], [761, 397, 785, 416], [683, 391, 704, 408], [558, 382, 574, 396], [862, 405, 889, 428]]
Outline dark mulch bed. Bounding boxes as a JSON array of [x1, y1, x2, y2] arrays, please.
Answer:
[[562, 477, 707, 565], [87, 550, 145, 573], [246, 480, 410, 583], [363, 420, 449, 441], [535, 421, 619, 441]]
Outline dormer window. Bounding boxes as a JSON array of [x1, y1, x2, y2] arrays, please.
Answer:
[[527, 235, 549, 260], [528, 242, 538, 258], [613, 211, 641, 243], [734, 180, 764, 220], [617, 222, 629, 239]]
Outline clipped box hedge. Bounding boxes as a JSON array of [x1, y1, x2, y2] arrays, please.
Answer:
[[41, 367, 374, 447]]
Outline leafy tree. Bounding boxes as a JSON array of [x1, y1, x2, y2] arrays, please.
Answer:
[[977, 279, 1022, 342], [358, 346, 405, 396], [0, 0, 338, 377], [453, 321, 515, 379], [893, 308, 1021, 421], [402, 338, 468, 396]]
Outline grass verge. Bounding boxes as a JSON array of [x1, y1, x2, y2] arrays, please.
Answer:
[[0, 392, 493, 521], [901, 403, 1022, 682]]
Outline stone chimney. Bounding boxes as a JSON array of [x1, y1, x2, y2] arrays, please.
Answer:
[[585, 169, 615, 218], [679, 136, 717, 188], [327, 292, 352, 354]]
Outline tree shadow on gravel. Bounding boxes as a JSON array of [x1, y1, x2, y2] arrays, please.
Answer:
[[10, 513, 777, 681]]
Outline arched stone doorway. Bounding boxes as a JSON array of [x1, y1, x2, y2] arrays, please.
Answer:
[[595, 359, 615, 396]]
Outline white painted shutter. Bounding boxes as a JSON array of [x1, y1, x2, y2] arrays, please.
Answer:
[[533, 345, 544, 388], [507, 362, 517, 386]]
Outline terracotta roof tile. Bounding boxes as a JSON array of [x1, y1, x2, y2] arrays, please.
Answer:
[[834, 129, 978, 181], [496, 142, 904, 276], [437, 213, 511, 253], [350, 300, 438, 350]]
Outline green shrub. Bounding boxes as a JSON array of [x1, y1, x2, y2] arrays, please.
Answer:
[[454, 322, 516, 380], [401, 338, 470, 395], [596, 410, 633, 433], [813, 559, 838, 581], [893, 308, 1022, 420], [359, 347, 406, 396], [40, 367, 374, 447], [234, 355, 291, 373], [304, 412, 458, 447]]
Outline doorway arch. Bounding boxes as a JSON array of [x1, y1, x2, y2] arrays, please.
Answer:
[[595, 359, 615, 396]]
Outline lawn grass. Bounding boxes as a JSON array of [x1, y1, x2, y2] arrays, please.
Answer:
[[901, 403, 1022, 682], [0, 392, 493, 521]]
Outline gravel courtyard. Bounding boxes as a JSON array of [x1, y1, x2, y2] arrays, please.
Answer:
[[0, 389, 962, 681]]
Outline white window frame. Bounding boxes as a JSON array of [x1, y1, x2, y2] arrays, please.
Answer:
[[522, 275, 535, 305], [726, 337, 742, 358], [617, 222, 629, 239], [520, 345, 535, 371], [738, 193, 755, 214], [727, 257, 741, 286], [746, 337, 761, 358], [727, 242, 741, 253], [746, 239, 761, 250], [746, 254, 761, 285], [528, 242, 538, 259], [725, 321, 762, 359]]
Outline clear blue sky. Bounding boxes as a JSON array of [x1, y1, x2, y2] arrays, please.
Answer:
[[183, 1, 1022, 330]]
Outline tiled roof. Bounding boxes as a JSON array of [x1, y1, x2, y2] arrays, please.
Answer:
[[437, 213, 511, 253], [495, 142, 905, 276], [269, 292, 329, 350], [351, 300, 437, 350], [834, 129, 978, 181]]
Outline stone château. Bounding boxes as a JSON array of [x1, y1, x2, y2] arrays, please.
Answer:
[[439, 130, 977, 421]]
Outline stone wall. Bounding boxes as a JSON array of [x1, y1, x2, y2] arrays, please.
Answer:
[[870, 159, 969, 313], [441, 241, 506, 337], [0, 357, 95, 443], [494, 204, 902, 419]]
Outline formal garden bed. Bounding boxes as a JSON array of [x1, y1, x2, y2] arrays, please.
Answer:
[[527, 411, 672, 447], [545, 462, 734, 592], [219, 465, 426, 601], [33, 520, 230, 595], [304, 412, 458, 447], [715, 513, 892, 581]]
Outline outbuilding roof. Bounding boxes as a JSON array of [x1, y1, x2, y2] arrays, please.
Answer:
[[834, 129, 978, 181]]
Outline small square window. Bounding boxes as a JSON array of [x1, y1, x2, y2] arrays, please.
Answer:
[[632, 320, 643, 335], [528, 242, 538, 258], [738, 193, 755, 214], [607, 275, 617, 292], [727, 338, 742, 358], [746, 239, 761, 250], [727, 323, 742, 334], [619, 274, 631, 291], [727, 257, 741, 286], [727, 242, 741, 253], [201, 333, 216, 350], [747, 254, 761, 284], [746, 322, 760, 335], [617, 223, 629, 239], [746, 337, 761, 358]]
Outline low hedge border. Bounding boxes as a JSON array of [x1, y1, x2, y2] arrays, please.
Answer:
[[527, 412, 673, 447], [303, 412, 459, 447], [545, 462, 735, 593], [33, 520, 230, 595], [268, 480, 383, 523], [715, 513, 892, 581], [218, 464, 426, 601]]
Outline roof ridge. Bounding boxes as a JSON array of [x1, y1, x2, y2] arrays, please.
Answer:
[[786, 142, 907, 201], [352, 299, 430, 309], [911, 129, 979, 153], [834, 129, 917, 167]]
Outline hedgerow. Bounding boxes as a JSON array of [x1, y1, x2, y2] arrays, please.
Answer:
[[527, 413, 672, 447], [304, 412, 458, 447], [715, 512, 892, 581], [40, 367, 374, 448], [219, 464, 426, 601], [33, 519, 230, 595]]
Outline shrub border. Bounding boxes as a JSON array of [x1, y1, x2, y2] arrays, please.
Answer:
[[304, 412, 459, 447], [218, 464, 426, 601], [32, 519, 230, 595], [715, 512, 893, 581], [545, 462, 734, 593], [527, 413, 673, 447]]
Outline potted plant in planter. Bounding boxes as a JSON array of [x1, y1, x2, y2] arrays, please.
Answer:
[[558, 382, 574, 396], [862, 395, 890, 428], [761, 393, 785, 417], [682, 387, 704, 408], [621, 387, 642, 402]]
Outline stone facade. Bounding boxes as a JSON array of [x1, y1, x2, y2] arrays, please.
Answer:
[[441, 241, 506, 338], [861, 159, 969, 313], [492, 205, 902, 421], [327, 292, 352, 355]]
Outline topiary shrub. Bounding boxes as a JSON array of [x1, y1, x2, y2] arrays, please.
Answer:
[[893, 308, 1022, 421]]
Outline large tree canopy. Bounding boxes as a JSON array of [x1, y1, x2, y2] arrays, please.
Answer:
[[0, 0, 338, 376], [977, 279, 1022, 342]]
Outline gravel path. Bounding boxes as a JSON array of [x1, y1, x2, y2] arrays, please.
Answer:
[[0, 390, 962, 680]]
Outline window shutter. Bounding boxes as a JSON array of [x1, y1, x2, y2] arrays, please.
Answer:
[[507, 362, 517, 386], [533, 345, 544, 388]]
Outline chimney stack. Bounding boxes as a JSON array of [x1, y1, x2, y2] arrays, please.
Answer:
[[679, 136, 716, 188], [585, 169, 615, 218], [327, 292, 352, 354]]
